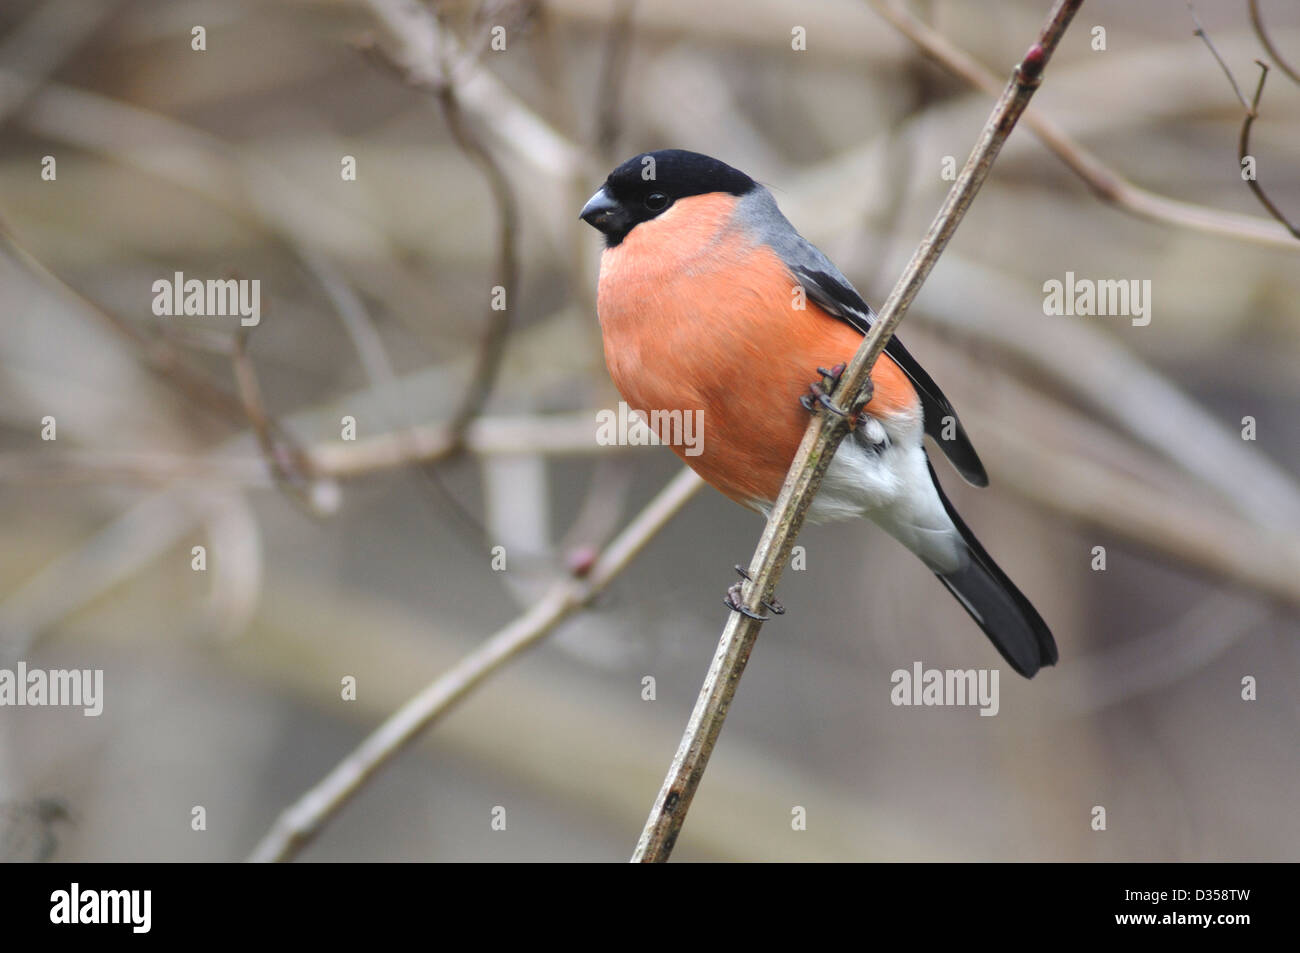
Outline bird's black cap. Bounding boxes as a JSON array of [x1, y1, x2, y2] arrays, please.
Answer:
[[580, 150, 755, 246]]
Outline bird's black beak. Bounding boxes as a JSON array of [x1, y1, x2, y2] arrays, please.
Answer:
[[579, 186, 623, 234]]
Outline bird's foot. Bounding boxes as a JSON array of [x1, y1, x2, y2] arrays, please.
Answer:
[[723, 565, 784, 620], [798, 362, 847, 415], [798, 362, 873, 431]]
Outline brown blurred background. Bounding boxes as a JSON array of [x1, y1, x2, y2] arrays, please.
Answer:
[[1, 0, 1298, 862]]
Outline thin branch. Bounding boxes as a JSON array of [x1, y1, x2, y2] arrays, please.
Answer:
[[1249, 0, 1300, 86], [0, 449, 270, 486], [0, 0, 123, 124], [9, 407, 1299, 607], [558, 458, 637, 566], [0, 412, 619, 489], [1238, 62, 1300, 240], [857, 247, 1300, 530], [356, 0, 526, 558], [0, 216, 249, 427], [230, 331, 322, 506], [1188, 6, 1300, 241], [1186, 1, 1253, 110], [964, 396, 1300, 608], [867, 0, 1298, 251], [311, 411, 606, 475], [592, 0, 638, 155], [632, 0, 1084, 863], [432, 82, 521, 448], [246, 466, 703, 863], [292, 240, 446, 518], [357, 1, 522, 455], [296, 244, 401, 401]]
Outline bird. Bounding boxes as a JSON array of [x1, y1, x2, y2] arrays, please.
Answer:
[[580, 149, 1057, 678]]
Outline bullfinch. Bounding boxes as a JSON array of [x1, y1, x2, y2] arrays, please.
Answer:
[[581, 149, 1057, 678]]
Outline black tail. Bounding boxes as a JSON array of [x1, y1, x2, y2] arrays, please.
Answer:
[[927, 460, 1058, 678]]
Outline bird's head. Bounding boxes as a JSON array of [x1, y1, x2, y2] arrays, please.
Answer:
[[580, 149, 755, 247]]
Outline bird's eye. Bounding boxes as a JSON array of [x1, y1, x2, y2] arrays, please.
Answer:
[[644, 192, 669, 211]]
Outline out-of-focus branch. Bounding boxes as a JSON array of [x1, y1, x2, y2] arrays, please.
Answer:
[[246, 466, 703, 863], [230, 331, 324, 507], [0, 0, 122, 124], [8, 390, 1299, 607], [1249, 0, 1300, 85], [431, 83, 520, 448], [0, 217, 249, 427], [884, 250, 1300, 530], [359, 0, 589, 179], [358, 0, 522, 450], [0, 411, 608, 488], [0, 487, 240, 661], [970, 403, 1300, 609], [296, 244, 402, 406], [1189, 7, 1300, 240], [1186, 1, 1252, 110], [868, 0, 1298, 250], [359, 3, 524, 551], [632, 0, 1084, 863], [592, 0, 638, 155], [1056, 594, 1273, 715], [0, 450, 270, 486], [558, 458, 636, 567], [311, 410, 603, 476], [1238, 64, 1300, 240]]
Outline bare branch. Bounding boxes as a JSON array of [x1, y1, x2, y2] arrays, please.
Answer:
[[433, 84, 521, 448], [1187, 6, 1300, 242], [868, 0, 1298, 250], [1238, 62, 1300, 240], [1249, 0, 1300, 85], [230, 331, 322, 507], [310, 411, 605, 476], [632, 0, 1085, 863], [1186, 1, 1253, 110], [358, 0, 589, 178], [247, 466, 703, 863], [0, 216, 249, 427], [0, 0, 122, 124], [593, 0, 638, 155], [357, 1, 522, 456], [0, 412, 616, 490]]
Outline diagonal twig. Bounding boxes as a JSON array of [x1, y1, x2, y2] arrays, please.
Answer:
[[592, 0, 638, 156], [0, 216, 250, 427], [1237, 62, 1300, 240], [230, 330, 323, 507], [1248, 0, 1300, 86], [868, 0, 1297, 250], [358, 0, 522, 457], [246, 466, 703, 863], [1187, 6, 1300, 241], [632, 0, 1085, 863], [432, 82, 521, 448], [1186, 1, 1252, 110]]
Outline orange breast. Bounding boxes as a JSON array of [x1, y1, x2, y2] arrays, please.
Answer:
[[597, 193, 917, 508]]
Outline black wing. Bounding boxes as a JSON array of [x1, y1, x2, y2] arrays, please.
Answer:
[[792, 263, 989, 487]]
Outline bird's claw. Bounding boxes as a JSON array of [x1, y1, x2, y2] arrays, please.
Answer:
[[799, 362, 872, 432], [724, 565, 784, 619], [800, 362, 853, 423]]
